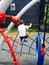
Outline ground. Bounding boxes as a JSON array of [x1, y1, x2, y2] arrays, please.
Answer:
[[0, 31, 49, 65]]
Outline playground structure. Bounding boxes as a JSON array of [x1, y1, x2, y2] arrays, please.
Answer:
[[0, 28, 22, 65], [0, 12, 22, 65], [0, 0, 49, 65]]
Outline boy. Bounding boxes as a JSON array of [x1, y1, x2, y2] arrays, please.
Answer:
[[18, 20, 32, 44]]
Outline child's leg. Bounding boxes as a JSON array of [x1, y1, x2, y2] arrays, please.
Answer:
[[25, 35, 28, 38], [20, 35, 28, 44], [23, 35, 28, 42], [20, 37, 23, 45]]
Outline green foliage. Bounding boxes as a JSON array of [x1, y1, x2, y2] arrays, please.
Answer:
[[10, 27, 18, 32], [44, 4, 49, 24]]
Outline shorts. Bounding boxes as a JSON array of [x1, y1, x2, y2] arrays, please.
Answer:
[[20, 35, 28, 41]]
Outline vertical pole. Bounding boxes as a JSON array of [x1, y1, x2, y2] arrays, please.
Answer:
[[38, 1, 40, 33], [43, 2, 48, 44], [38, 0, 45, 33]]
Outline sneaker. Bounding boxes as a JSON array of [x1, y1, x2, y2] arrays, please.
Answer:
[[23, 39, 28, 42], [19, 42, 23, 45]]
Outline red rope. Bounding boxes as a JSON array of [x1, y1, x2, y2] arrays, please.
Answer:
[[0, 28, 22, 65]]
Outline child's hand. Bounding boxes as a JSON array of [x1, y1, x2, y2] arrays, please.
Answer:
[[30, 23, 32, 27]]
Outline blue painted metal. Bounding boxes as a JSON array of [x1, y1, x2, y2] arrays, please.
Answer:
[[36, 33, 44, 65]]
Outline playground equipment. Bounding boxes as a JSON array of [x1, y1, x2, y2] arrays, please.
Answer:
[[0, 0, 13, 12], [0, 12, 22, 65], [0, 28, 22, 65], [0, 12, 19, 24], [0, 0, 49, 65], [0, 12, 45, 65], [0, 0, 39, 44], [36, 33, 45, 65]]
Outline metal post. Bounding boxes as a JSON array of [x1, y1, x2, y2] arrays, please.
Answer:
[[43, 2, 48, 44]]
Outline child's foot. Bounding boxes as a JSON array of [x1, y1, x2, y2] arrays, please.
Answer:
[[23, 39, 28, 42], [20, 42, 23, 45]]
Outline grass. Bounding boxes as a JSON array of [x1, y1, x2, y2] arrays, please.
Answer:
[[10, 27, 18, 32]]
